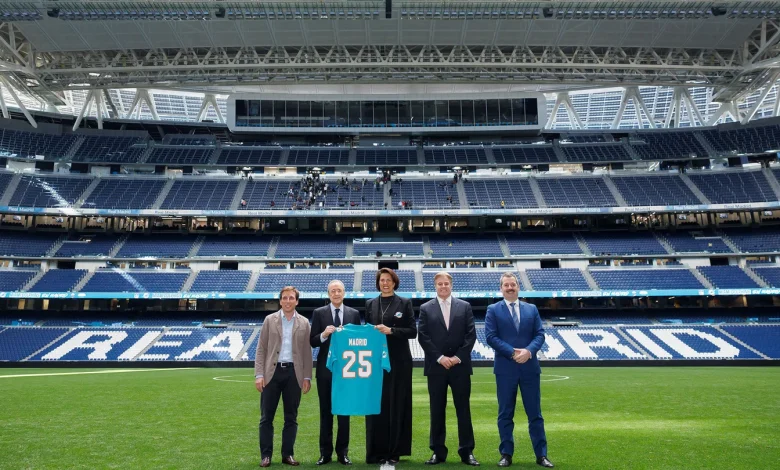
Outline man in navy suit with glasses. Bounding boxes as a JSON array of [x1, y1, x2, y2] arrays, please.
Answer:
[[485, 272, 553, 468]]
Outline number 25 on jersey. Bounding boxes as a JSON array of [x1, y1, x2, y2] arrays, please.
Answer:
[[342, 350, 372, 378]]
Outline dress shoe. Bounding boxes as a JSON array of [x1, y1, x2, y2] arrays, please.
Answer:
[[497, 454, 512, 467], [337, 454, 352, 465], [260, 457, 271, 467], [425, 454, 445, 465], [461, 454, 480, 466], [387, 457, 400, 465], [282, 456, 300, 466], [316, 456, 332, 465], [536, 456, 554, 468]]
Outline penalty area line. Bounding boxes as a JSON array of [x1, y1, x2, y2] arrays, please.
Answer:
[[0, 368, 197, 379]]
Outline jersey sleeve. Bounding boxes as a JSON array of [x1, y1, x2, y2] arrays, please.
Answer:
[[326, 332, 338, 372], [380, 335, 391, 373]]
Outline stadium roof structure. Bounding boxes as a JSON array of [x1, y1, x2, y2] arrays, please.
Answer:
[[1, 1, 780, 128]]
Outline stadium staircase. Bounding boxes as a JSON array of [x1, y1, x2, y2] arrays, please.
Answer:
[[180, 271, 198, 292], [247, 271, 261, 292], [498, 234, 511, 258], [623, 140, 642, 161], [138, 144, 155, 164], [277, 149, 290, 166], [693, 132, 718, 158], [483, 147, 497, 165], [602, 175, 628, 206], [46, 235, 68, 257], [518, 270, 533, 291], [237, 327, 261, 361], [717, 233, 742, 253], [653, 233, 676, 255], [21, 270, 46, 292], [690, 267, 715, 289], [581, 269, 600, 290], [108, 234, 129, 257], [414, 270, 424, 292], [65, 136, 85, 159], [712, 325, 770, 359], [230, 180, 248, 209], [345, 239, 354, 258], [353, 271, 362, 291], [151, 179, 176, 209], [456, 182, 469, 210], [742, 266, 770, 288], [187, 236, 205, 258], [573, 233, 593, 255], [267, 237, 280, 258], [416, 148, 426, 165], [71, 271, 94, 292], [73, 178, 102, 209], [613, 326, 652, 359], [552, 144, 567, 162], [131, 328, 169, 360], [347, 149, 357, 166], [383, 183, 392, 209], [762, 168, 780, 200], [22, 328, 73, 361], [0, 174, 21, 206], [208, 148, 222, 165], [422, 237, 432, 258], [679, 174, 711, 204], [528, 178, 548, 208]]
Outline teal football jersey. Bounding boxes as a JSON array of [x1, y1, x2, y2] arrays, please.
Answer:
[[326, 324, 391, 416]]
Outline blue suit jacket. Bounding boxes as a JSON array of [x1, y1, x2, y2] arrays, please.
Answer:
[[485, 300, 545, 376]]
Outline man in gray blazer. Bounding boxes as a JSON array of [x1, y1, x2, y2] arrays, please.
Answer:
[[418, 271, 479, 466], [255, 286, 313, 467], [310, 280, 361, 466]]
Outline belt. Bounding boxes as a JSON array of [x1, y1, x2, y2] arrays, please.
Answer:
[[277, 362, 294, 368]]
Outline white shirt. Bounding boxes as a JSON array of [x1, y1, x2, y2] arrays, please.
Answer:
[[319, 303, 343, 343], [435, 296, 460, 365]]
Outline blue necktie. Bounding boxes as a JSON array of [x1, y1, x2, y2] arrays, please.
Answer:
[[333, 308, 341, 327], [509, 302, 520, 332]]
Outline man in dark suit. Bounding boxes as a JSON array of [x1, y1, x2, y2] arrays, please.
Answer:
[[485, 272, 553, 468], [418, 271, 479, 466], [310, 280, 361, 466]]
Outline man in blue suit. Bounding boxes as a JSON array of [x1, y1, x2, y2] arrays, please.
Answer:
[[485, 272, 553, 468]]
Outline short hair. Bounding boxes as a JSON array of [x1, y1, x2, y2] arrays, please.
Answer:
[[327, 280, 345, 292], [375, 267, 400, 291], [433, 271, 453, 284], [499, 272, 519, 287], [279, 286, 300, 301]]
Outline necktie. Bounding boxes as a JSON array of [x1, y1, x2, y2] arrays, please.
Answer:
[[333, 308, 341, 327], [441, 300, 450, 329], [509, 302, 520, 332]]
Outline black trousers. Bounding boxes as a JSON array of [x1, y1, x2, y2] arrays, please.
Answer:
[[427, 372, 475, 461], [259, 365, 302, 459], [317, 374, 350, 457]]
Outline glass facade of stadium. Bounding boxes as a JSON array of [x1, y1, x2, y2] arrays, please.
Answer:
[[3, 83, 779, 129]]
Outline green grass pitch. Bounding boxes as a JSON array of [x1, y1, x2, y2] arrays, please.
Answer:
[[1, 367, 779, 469]]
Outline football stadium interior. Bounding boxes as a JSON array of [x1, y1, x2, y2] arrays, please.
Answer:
[[2, 2, 780, 469], [0, 1, 780, 365]]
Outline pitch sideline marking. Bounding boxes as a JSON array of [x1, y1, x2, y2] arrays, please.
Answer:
[[0, 368, 196, 379], [214, 374, 571, 384]]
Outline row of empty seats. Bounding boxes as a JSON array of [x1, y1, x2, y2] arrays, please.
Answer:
[[2, 171, 778, 209], [4, 230, 780, 259]]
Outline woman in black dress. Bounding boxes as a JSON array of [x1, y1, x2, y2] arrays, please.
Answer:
[[365, 267, 417, 464]]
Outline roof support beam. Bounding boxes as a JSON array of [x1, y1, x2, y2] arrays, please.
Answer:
[[0, 74, 36, 128], [124, 89, 159, 120], [196, 94, 223, 123], [741, 71, 779, 123]]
